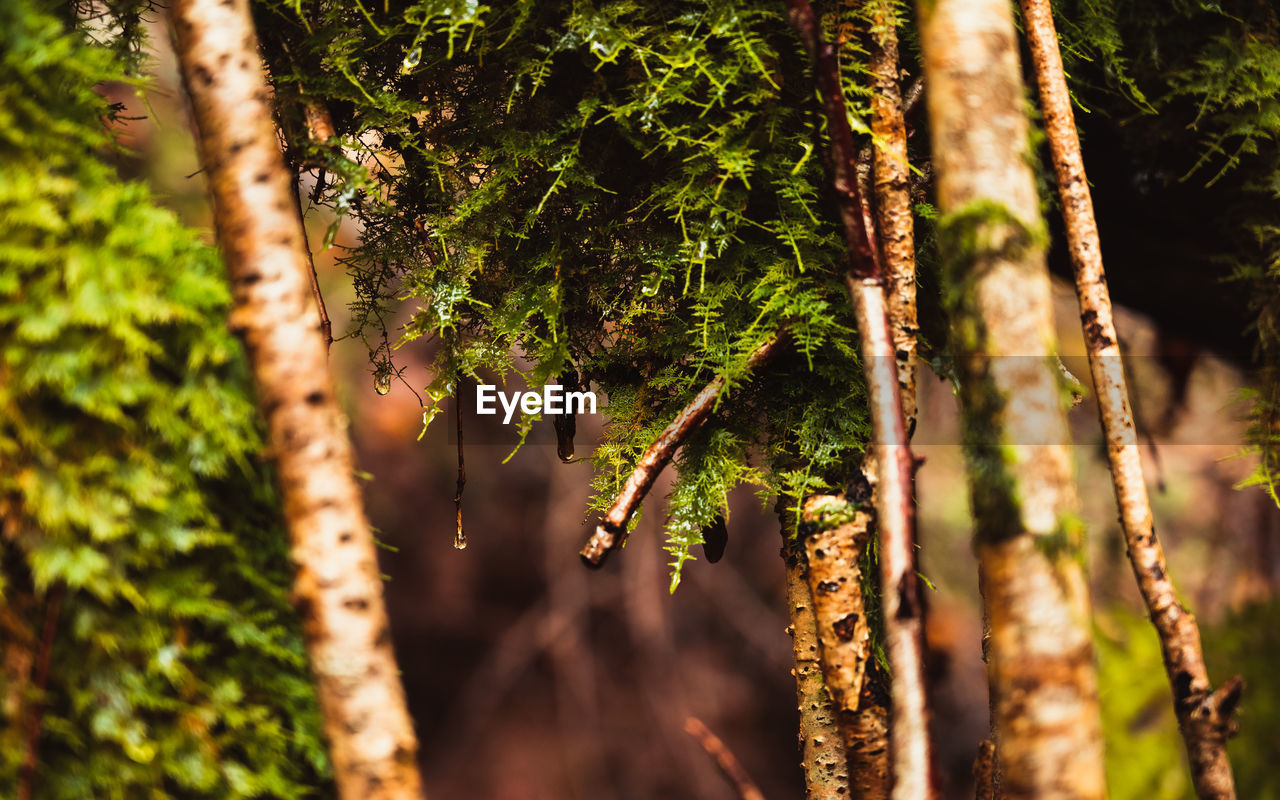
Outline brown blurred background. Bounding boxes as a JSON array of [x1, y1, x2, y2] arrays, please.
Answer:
[[100, 21, 1280, 800]]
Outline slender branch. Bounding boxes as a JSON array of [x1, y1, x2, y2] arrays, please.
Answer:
[[1019, 3, 1240, 796], [784, 0, 882, 279], [972, 739, 997, 800], [299, 99, 333, 349], [579, 331, 787, 566], [785, 3, 933, 797], [454, 373, 467, 551], [168, 1, 425, 796], [684, 716, 769, 800]]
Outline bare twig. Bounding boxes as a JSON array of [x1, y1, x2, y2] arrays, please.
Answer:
[[972, 739, 997, 800], [684, 716, 769, 800], [1019, 2, 1239, 797], [579, 331, 787, 566], [454, 372, 467, 551], [169, 1, 425, 796], [869, 17, 920, 431], [785, 3, 933, 797]]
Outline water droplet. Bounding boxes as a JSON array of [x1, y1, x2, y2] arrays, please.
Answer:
[[374, 372, 391, 395], [401, 46, 422, 73], [453, 529, 468, 550]]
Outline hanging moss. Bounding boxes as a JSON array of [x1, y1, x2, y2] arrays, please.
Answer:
[[249, 0, 912, 583]]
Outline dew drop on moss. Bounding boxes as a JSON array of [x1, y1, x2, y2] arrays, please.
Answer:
[[401, 47, 421, 73]]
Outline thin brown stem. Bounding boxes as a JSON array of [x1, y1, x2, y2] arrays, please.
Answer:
[[579, 331, 787, 566], [800, 494, 889, 799], [918, 0, 1107, 795], [293, 186, 333, 349], [1019, 2, 1239, 796], [454, 373, 467, 551], [868, 5, 920, 432], [684, 716, 769, 800], [786, 2, 933, 796], [16, 585, 63, 800], [784, 0, 883, 279]]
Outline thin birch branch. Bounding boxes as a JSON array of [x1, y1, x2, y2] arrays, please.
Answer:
[[784, 2, 933, 797], [168, 2, 425, 797], [684, 716, 769, 800], [1019, 2, 1241, 797], [579, 331, 787, 566]]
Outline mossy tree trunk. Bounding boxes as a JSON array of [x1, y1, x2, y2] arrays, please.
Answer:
[[168, 1, 426, 798], [917, 0, 1107, 797]]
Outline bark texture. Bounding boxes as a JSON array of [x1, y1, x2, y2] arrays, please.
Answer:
[[168, 3, 425, 798], [684, 716, 768, 800], [786, 2, 934, 795], [784, 530, 853, 800], [800, 495, 890, 799], [917, 0, 1106, 797], [867, 2, 919, 432], [1019, 2, 1240, 797]]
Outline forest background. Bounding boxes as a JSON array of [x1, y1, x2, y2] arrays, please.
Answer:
[[1, 1, 1279, 799]]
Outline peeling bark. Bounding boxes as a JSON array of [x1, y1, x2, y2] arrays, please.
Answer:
[[1018, 3, 1241, 798], [917, 0, 1106, 797], [783, 524, 853, 800], [684, 716, 769, 800], [800, 494, 890, 800], [168, 2, 425, 798], [580, 330, 786, 566], [867, 1, 919, 432]]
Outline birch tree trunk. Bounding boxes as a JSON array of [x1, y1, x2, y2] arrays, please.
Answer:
[[1018, 2, 1241, 798], [168, 2, 426, 798], [916, 0, 1106, 797]]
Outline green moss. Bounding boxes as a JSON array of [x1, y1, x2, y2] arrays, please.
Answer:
[[1037, 511, 1088, 563], [935, 200, 1050, 544]]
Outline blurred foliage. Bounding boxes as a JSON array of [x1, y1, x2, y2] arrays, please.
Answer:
[[1098, 602, 1280, 800], [250, 0, 923, 585], [1206, 601, 1280, 800], [0, 1, 331, 796]]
